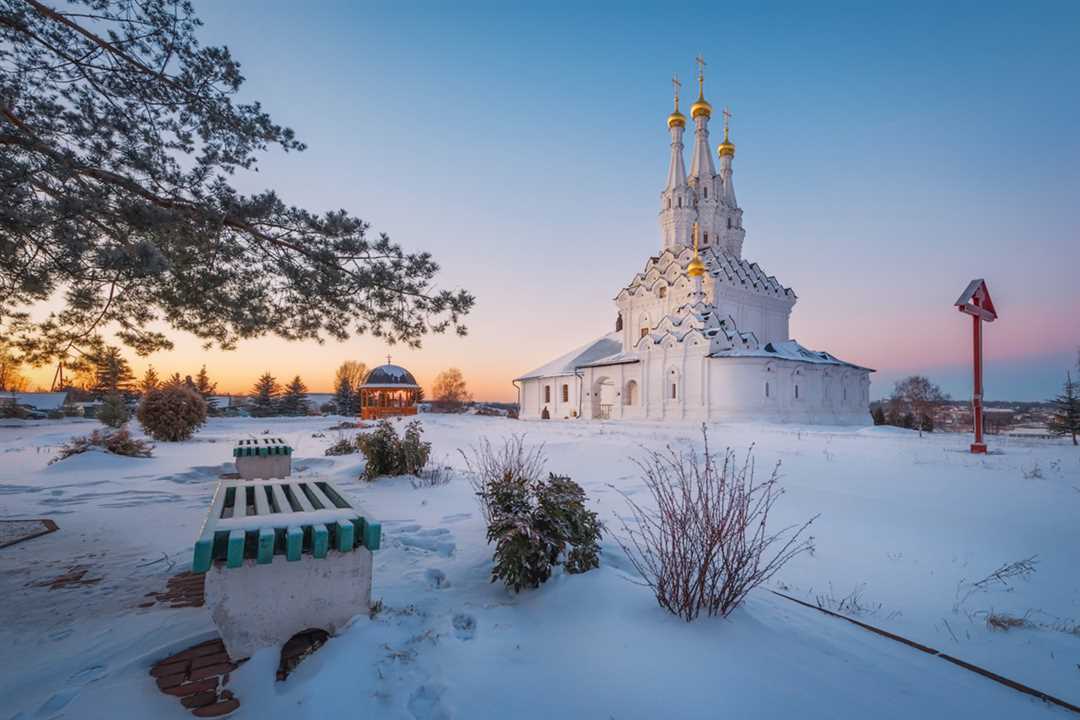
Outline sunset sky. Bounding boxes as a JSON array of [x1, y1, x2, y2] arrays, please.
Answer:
[[23, 0, 1080, 401]]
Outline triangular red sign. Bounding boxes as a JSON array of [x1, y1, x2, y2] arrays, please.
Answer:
[[954, 279, 998, 321]]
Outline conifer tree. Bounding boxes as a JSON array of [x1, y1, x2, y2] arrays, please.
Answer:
[[139, 366, 160, 395], [1, 1, 472, 369], [334, 374, 356, 417], [249, 372, 281, 417], [166, 372, 183, 386], [193, 366, 218, 413], [1048, 371, 1080, 446], [280, 376, 309, 416], [92, 346, 135, 396]]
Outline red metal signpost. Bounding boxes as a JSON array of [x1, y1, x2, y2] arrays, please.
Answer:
[[954, 279, 998, 453]]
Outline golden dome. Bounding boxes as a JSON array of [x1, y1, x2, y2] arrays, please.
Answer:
[[691, 93, 712, 119], [717, 126, 735, 157], [687, 254, 706, 278], [667, 109, 686, 128]]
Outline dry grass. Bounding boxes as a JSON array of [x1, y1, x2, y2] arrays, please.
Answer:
[[986, 611, 1030, 632]]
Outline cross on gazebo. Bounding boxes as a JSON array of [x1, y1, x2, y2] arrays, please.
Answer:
[[386, 354, 392, 365]]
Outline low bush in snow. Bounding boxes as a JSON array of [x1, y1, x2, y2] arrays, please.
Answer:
[[51, 427, 153, 463], [324, 435, 357, 456], [356, 420, 431, 480], [137, 383, 207, 441], [615, 425, 816, 621], [465, 435, 601, 592], [97, 393, 130, 428]]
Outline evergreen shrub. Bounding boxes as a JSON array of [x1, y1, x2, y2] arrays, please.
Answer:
[[137, 383, 207, 441]]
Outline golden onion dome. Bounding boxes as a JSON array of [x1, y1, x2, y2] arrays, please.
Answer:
[[691, 92, 712, 119], [667, 109, 686, 128], [687, 254, 707, 278], [717, 126, 735, 157]]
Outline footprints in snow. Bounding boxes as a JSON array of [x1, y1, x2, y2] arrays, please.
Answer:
[[393, 524, 456, 557], [451, 613, 476, 641], [425, 568, 450, 590], [407, 684, 452, 720]]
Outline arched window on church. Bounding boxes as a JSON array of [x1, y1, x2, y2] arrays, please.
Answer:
[[794, 384, 799, 400], [615, 313, 623, 332], [765, 381, 770, 398], [658, 286, 667, 298], [667, 198, 671, 209], [640, 327, 649, 339], [704, 186, 708, 199], [703, 232, 708, 245], [727, 217, 732, 229], [544, 385, 551, 403], [562, 384, 569, 402], [678, 197, 682, 208]]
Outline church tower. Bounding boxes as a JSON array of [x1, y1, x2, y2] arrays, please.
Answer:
[[716, 109, 745, 257], [659, 75, 693, 250], [687, 56, 720, 251]]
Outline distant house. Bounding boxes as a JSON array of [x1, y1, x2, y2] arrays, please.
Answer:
[[3, 391, 74, 417]]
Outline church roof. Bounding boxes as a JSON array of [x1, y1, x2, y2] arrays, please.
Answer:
[[515, 333, 623, 381], [711, 339, 875, 372], [617, 245, 795, 301]]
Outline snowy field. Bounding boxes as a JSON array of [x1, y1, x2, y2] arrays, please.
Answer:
[[1, 414, 1078, 719]]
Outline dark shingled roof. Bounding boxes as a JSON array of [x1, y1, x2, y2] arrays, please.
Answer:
[[361, 364, 420, 388]]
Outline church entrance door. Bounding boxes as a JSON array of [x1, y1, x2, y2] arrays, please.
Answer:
[[592, 377, 616, 419]]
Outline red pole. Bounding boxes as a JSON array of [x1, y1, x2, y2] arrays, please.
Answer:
[[971, 314, 987, 453]]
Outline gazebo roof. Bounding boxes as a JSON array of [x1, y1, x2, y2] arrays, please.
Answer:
[[361, 363, 420, 389]]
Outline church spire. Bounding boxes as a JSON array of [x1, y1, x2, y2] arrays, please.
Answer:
[[717, 107, 737, 207], [660, 73, 693, 249], [664, 74, 687, 191], [717, 107, 745, 257], [688, 55, 716, 185]]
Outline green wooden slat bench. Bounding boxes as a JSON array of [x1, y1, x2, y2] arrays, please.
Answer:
[[232, 437, 293, 479], [193, 476, 381, 660]]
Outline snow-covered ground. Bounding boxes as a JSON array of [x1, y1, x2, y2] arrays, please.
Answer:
[[1, 414, 1078, 719]]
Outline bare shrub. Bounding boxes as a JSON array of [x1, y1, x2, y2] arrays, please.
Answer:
[[1021, 463, 1043, 480], [954, 556, 1038, 610], [324, 434, 356, 456], [412, 455, 453, 488], [815, 582, 880, 616], [986, 611, 1030, 632], [459, 435, 546, 523], [615, 425, 816, 621], [51, 427, 153, 463]]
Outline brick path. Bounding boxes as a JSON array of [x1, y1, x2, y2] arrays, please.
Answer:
[[150, 639, 241, 717]]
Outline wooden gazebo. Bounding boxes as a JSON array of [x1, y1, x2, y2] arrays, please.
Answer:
[[359, 361, 420, 420]]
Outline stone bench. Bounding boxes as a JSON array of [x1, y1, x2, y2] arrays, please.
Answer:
[[232, 437, 292, 480], [192, 477, 381, 660]]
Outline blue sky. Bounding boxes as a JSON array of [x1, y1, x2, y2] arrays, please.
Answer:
[[108, 0, 1080, 401]]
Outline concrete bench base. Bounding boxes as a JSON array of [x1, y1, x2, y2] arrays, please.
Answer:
[[205, 548, 373, 660], [235, 455, 291, 480]]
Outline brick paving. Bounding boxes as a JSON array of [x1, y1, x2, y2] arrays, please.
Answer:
[[149, 639, 241, 717], [141, 571, 205, 609], [31, 564, 102, 590], [277, 628, 330, 681]]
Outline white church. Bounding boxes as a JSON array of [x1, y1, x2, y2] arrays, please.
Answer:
[[516, 63, 873, 424]]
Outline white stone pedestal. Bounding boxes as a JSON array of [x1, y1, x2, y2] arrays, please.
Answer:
[[235, 454, 291, 480], [204, 548, 373, 660]]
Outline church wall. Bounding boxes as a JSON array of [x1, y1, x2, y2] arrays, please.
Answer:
[[518, 375, 582, 421]]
